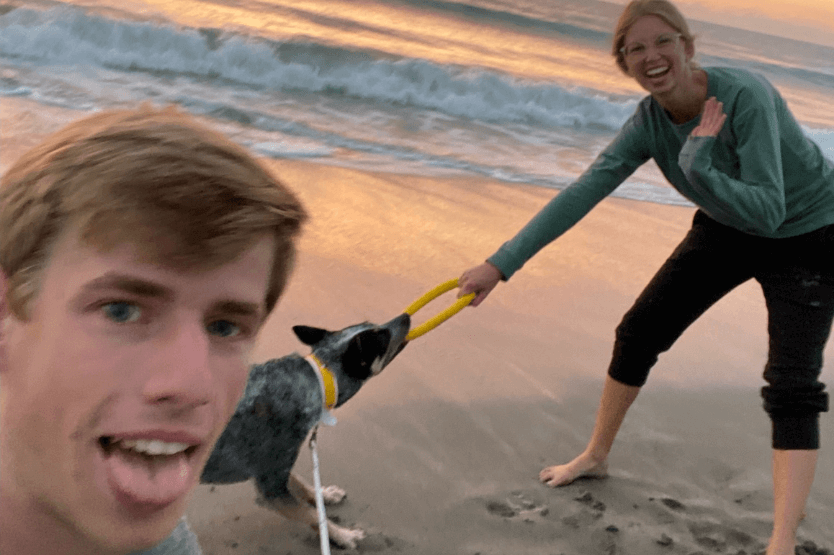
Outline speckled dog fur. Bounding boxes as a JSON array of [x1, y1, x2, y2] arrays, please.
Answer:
[[200, 313, 410, 549]]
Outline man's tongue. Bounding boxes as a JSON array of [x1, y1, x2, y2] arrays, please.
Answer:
[[106, 446, 193, 507]]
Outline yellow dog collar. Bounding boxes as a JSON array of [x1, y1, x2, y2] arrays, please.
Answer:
[[306, 354, 338, 411]]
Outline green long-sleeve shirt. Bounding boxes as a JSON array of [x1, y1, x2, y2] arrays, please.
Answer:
[[489, 67, 834, 280]]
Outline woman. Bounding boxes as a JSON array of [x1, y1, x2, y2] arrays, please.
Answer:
[[458, 1, 834, 553]]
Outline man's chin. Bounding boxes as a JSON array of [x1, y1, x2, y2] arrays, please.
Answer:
[[84, 503, 188, 554]]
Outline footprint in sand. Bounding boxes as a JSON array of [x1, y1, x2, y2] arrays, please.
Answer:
[[658, 497, 685, 511], [794, 539, 834, 555], [560, 490, 607, 529], [485, 491, 550, 521], [655, 502, 767, 554], [349, 533, 412, 552], [574, 490, 607, 513]]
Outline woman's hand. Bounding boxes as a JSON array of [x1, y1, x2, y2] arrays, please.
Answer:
[[458, 262, 503, 307], [691, 96, 727, 137]]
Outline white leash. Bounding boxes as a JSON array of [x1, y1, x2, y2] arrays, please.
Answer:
[[309, 425, 331, 555], [304, 354, 338, 555]]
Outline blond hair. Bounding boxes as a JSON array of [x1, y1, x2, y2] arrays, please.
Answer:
[[612, 0, 696, 75], [0, 105, 307, 319]]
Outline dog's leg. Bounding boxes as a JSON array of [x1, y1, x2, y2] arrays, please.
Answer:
[[257, 491, 365, 550], [289, 472, 347, 506]]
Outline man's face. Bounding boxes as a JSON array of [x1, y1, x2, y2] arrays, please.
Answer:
[[0, 229, 275, 552]]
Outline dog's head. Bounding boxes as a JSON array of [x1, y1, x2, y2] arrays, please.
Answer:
[[292, 313, 410, 406]]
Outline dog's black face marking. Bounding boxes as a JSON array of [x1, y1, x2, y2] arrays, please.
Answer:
[[342, 328, 392, 380]]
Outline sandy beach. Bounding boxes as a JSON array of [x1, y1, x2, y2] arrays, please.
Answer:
[[2, 98, 832, 554], [187, 159, 834, 554]]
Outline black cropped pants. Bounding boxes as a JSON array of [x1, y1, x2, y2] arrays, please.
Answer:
[[608, 211, 832, 450]]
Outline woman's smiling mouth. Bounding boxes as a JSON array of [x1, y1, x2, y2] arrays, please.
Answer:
[[646, 65, 670, 78]]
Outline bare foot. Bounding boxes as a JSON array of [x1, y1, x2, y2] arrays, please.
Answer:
[[321, 485, 347, 505], [327, 523, 366, 549], [766, 530, 799, 555], [765, 541, 794, 555], [539, 454, 608, 487]]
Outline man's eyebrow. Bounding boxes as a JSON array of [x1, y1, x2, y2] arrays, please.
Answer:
[[209, 300, 265, 321], [80, 273, 174, 300]]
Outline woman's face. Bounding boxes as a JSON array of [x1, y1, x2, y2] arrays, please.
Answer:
[[622, 15, 694, 97]]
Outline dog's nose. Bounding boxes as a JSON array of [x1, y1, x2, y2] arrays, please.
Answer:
[[388, 312, 411, 328]]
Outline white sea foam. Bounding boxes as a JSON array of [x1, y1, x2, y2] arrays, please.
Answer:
[[0, 6, 634, 131]]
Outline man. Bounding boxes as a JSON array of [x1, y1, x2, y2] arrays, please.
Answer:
[[0, 106, 307, 554]]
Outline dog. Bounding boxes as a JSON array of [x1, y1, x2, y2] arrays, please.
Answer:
[[200, 313, 411, 549]]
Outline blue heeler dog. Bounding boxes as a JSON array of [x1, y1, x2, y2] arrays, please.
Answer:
[[201, 313, 411, 549]]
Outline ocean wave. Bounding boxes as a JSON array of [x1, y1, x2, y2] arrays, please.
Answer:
[[0, 5, 635, 132], [702, 54, 834, 91], [0, 73, 30, 96], [389, 0, 613, 40], [806, 128, 834, 162]]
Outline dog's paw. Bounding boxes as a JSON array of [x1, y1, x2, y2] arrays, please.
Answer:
[[322, 485, 347, 505], [327, 524, 365, 549]]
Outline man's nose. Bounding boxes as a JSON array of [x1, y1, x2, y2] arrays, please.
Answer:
[[142, 319, 214, 409]]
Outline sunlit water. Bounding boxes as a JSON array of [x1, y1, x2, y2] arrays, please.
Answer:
[[2, 0, 833, 206]]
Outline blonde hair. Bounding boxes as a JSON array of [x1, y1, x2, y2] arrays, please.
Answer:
[[612, 0, 696, 75], [0, 105, 307, 319]]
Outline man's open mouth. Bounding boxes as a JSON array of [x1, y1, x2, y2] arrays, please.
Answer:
[[98, 436, 201, 507], [99, 436, 197, 458]]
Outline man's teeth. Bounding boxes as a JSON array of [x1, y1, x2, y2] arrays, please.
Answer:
[[118, 439, 191, 456], [647, 67, 668, 76]]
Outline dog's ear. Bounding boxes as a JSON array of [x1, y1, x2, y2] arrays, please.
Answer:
[[342, 329, 391, 379], [292, 325, 331, 346]]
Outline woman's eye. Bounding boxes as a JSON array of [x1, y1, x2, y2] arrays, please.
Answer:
[[206, 320, 241, 338], [628, 44, 645, 55], [657, 37, 672, 45], [102, 302, 142, 323]]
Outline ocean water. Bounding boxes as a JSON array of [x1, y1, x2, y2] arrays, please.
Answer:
[[1, 0, 833, 207]]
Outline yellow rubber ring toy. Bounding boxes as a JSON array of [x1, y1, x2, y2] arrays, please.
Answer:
[[404, 278, 475, 341]]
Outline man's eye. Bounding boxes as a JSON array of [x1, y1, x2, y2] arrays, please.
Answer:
[[102, 302, 142, 323], [206, 320, 241, 338]]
